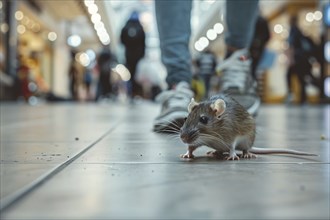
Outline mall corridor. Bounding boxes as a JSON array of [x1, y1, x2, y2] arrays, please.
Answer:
[[1, 0, 330, 219], [0, 101, 329, 219]]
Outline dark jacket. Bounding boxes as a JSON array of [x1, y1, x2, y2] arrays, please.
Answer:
[[120, 19, 146, 61]]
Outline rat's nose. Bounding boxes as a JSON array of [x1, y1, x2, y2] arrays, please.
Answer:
[[180, 128, 197, 143], [180, 133, 188, 143]]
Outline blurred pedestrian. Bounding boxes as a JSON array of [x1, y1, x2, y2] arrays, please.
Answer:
[[195, 49, 217, 99], [249, 15, 270, 77], [68, 50, 80, 100], [286, 15, 319, 104], [83, 66, 93, 100], [120, 11, 146, 99], [95, 47, 117, 101], [17, 55, 31, 100], [135, 50, 166, 100]]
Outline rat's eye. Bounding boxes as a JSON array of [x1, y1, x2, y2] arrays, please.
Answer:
[[199, 116, 208, 124], [183, 117, 187, 122]]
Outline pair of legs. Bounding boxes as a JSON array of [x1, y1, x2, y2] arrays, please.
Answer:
[[155, 0, 259, 88]]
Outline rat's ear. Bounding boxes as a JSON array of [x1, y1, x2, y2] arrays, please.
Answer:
[[188, 98, 199, 113], [210, 99, 226, 118]]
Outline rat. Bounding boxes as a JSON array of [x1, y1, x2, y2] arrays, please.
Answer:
[[179, 95, 318, 160]]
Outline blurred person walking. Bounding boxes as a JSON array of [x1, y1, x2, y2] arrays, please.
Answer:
[[249, 15, 270, 78], [95, 47, 117, 101], [83, 66, 93, 101], [286, 15, 319, 104], [195, 49, 217, 99], [120, 11, 146, 99], [17, 56, 31, 100], [135, 50, 166, 101], [153, 0, 259, 132], [68, 50, 82, 101]]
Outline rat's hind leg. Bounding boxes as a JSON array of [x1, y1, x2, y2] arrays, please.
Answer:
[[241, 150, 257, 159], [236, 136, 257, 159], [180, 145, 198, 159]]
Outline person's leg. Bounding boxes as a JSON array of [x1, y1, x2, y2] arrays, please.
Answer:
[[155, 0, 192, 88], [296, 65, 307, 104], [285, 65, 295, 104], [298, 73, 307, 104], [153, 0, 194, 132], [217, 0, 260, 116], [225, 0, 259, 52], [286, 65, 294, 94], [129, 58, 143, 98]]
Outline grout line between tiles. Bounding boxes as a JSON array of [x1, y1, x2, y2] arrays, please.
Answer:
[[71, 161, 330, 165]]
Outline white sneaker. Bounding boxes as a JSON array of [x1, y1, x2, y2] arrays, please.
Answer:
[[217, 49, 260, 116], [153, 81, 194, 133]]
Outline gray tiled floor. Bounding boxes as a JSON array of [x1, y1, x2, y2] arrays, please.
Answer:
[[0, 102, 329, 219]]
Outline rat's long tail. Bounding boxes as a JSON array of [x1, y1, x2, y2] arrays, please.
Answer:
[[249, 147, 318, 156]]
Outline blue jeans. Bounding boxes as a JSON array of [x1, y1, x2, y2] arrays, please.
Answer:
[[225, 0, 259, 48], [155, 0, 258, 87], [155, 0, 192, 88]]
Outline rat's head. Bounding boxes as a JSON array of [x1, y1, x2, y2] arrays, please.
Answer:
[[180, 98, 226, 145]]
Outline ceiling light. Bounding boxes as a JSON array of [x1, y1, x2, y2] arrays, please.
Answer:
[[100, 34, 110, 41], [88, 4, 98, 15], [115, 64, 131, 81], [17, 24, 26, 34], [206, 29, 217, 40], [306, 12, 314, 22], [1, 23, 9, 33], [101, 38, 111, 45], [84, 0, 94, 7], [199, 37, 209, 48], [274, 24, 283, 34], [91, 13, 101, 24], [84, 2, 110, 46], [94, 21, 104, 30], [67, 35, 81, 47], [194, 41, 203, 52], [78, 53, 91, 67], [86, 49, 96, 61], [15, 11, 24, 20], [314, 11, 323, 21], [96, 28, 107, 38], [48, 32, 57, 41], [213, 23, 224, 34]]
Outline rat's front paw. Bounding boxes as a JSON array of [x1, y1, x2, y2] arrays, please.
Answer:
[[225, 153, 240, 160], [180, 152, 195, 159]]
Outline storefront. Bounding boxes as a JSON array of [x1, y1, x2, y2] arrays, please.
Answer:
[[1, 0, 61, 101], [0, 0, 113, 101]]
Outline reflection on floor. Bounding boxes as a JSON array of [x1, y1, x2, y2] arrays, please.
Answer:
[[0, 101, 329, 219]]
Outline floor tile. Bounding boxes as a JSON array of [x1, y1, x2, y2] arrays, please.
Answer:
[[0, 102, 329, 219]]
